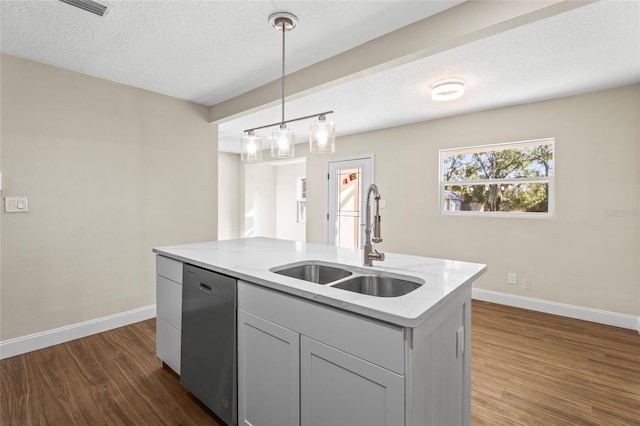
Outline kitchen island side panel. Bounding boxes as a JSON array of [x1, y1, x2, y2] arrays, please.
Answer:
[[408, 285, 472, 426]]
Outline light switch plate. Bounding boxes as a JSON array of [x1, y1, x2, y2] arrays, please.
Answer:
[[5, 197, 28, 213]]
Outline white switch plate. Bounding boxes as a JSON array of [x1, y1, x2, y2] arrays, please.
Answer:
[[5, 197, 28, 213]]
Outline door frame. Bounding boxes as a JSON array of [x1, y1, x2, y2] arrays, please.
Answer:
[[325, 154, 374, 247]]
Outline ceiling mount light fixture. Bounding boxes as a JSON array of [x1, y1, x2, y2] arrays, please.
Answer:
[[431, 79, 465, 101], [241, 12, 335, 162]]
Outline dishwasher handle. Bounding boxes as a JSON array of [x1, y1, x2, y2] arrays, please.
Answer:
[[199, 283, 212, 293]]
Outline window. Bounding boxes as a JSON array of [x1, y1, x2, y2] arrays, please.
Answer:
[[439, 138, 554, 218]]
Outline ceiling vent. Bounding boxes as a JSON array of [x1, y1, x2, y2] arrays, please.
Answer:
[[59, 0, 108, 17]]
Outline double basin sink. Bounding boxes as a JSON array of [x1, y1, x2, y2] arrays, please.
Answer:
[[270, 261, 423, 297]]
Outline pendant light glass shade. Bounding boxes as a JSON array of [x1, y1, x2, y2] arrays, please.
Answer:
[[241, 131, 262, 162], [270, 125, 295, 158], [309, 114, 335, 153]]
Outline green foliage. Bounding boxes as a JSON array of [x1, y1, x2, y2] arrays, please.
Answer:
[[443, 143, 553, 212]]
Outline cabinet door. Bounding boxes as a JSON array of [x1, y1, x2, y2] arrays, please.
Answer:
[[156, 318, 181, 374], [300, 336, 404, 426], [238, 310, 300, 426], [156, 276, 182, 330]]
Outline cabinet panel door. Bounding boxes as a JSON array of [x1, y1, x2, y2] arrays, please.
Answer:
[[156, 318, 180, 374], [156, 276, 182, 330], [238, 310, 300, 426], [300, 336, 404, 426]]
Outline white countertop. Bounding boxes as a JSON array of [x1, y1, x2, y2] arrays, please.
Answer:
[[153, 237, 486, 327]]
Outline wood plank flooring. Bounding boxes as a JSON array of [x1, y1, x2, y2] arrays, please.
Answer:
[[1, 301, 638, 425], [471, 301, 640, 426], [0, 319, 222, 425]]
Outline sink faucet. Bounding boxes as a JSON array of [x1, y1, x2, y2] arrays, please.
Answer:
[[363, 183, 385, 266]]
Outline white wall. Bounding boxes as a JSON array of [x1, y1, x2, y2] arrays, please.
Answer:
[[218, 152, 241, 240], [0, 55, 218, 340], [306, 85, 640, 317], [240, 159, 307, 241], [243, 162, 277, 238], [276, 160, 306, 241]]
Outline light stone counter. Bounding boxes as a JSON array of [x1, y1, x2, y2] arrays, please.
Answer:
[[153, 237, 486, 327]]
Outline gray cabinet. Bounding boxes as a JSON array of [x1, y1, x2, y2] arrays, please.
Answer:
[[238, 310, 300, 426], [155, 261, 472, 425], [300, 336, 404, 426], [155, 255, 183, 374], [237, 280, 471, 426], [237, 280, 405, 426]]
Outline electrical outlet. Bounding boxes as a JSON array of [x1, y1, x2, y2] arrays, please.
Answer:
[[507, 272, 517, 285], [523, 278, 532, 290]]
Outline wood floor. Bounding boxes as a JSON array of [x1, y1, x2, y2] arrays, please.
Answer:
[[0, 319, 222, 425], [471, 301, 639, 426], [1, 301, 638, 425]]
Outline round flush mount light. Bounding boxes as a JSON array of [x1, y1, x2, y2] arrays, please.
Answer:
[[431, 80, 464, 101]]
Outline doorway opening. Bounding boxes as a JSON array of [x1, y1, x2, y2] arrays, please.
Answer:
[[326, 156, 373, 249]]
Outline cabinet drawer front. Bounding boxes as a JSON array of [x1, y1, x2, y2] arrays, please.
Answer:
[[156, 255, 183, 284], [156, 318, 181, 375], [156, 276, 182, 330], [238, 281, 405, 374]]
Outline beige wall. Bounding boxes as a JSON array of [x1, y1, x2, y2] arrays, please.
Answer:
[[306, 85, 640, 316], [0, 55, 218, 340], [218, 152, 241, 240]]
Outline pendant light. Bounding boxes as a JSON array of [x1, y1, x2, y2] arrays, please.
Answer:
[[270, 13, 295, 159], [240, 130, 262, 162], [241, 12, 336, 162], [310, 113, 335, 153]]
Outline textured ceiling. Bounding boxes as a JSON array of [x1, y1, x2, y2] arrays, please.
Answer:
[[1, 1, 639, 154], [0, 0, 461, 105], [218, 0, 640, 152]]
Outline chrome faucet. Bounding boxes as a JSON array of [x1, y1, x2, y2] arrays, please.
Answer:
[[363, 184, 385, 266]]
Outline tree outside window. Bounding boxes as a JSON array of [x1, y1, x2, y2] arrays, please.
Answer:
[[440, 139, 554, 217]]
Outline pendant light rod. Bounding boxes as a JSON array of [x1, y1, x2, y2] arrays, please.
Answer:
[[280, 18, 286, 124], [244, 110, 334, 133]]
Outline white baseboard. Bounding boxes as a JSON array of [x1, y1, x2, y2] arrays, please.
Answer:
[[0, 305, 156, 360], [472, 288, 639, 333]]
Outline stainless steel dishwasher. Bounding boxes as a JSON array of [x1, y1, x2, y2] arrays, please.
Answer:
[[181, 263, 236, 426]]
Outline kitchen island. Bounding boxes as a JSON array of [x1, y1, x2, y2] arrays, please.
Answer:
[[153, 237, 486, 426]]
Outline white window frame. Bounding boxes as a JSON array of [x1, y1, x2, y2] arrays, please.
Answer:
[[439, 138, 555, 219]]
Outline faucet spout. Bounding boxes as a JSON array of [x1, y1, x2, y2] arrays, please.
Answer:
[[364, 184, 384, 266]]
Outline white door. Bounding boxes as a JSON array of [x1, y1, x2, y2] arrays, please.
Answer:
[[237, 310, 300, 426], [300, 336, 404, 426], [326, 157, 373, 248]]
